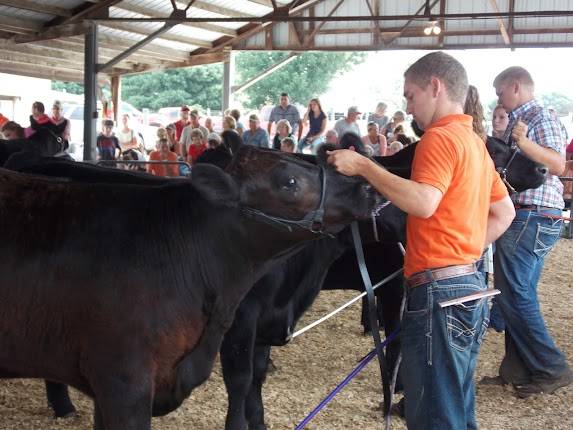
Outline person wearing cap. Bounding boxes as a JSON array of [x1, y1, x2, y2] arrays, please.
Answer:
[[180, 109, 209, 156], [243, 114, 270, 148], [483, 66, 572, 398], [172, 105, 191, 143], [50, 100, 71, 141], [268, 92, 302, 138], [334, 106, 362, 139], [327, 51, 515, 429]]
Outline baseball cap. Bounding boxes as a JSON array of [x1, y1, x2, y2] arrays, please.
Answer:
[[181, 105, 190, 112], [348, 106, 362, 115], [190, 109, 200, 118], [249, 113, 260, 122]]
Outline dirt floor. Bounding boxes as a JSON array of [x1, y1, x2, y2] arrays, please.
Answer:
[[1, 239, 571, 430]]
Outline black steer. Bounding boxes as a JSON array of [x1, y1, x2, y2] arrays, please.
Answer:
[[0, 146, 377, 430], [0, 117, 68, 167]]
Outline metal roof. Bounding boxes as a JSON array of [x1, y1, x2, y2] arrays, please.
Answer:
[[0, 0, 572, 83]]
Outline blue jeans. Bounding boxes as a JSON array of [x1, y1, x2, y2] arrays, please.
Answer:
[[297, 135, 324, 154], [401, 271, 489, 430], [494, 208, 568, 384]]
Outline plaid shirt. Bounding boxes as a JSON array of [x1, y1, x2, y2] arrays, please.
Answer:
[[503, 99, 566, 209], [269, 104, 301, 134]]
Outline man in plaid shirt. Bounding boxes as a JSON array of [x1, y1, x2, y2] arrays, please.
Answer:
[[489, 66, 572, 397]]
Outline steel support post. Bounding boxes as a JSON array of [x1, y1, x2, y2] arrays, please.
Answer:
[[83, 23, 98, 161]]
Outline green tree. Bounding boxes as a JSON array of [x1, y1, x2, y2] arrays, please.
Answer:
[[52, 52, 366, 112], [51, 81, 84, 94], [122, 64, 223, 111], [235, 52, 366, 109], [539, 92, 573, 116]]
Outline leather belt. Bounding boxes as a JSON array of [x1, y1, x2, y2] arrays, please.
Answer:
[[514, 204, 555, 211], [406, 263, 477, 290]]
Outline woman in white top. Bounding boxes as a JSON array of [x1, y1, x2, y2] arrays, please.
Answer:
[[116, 114, 139, 152], [362, 121, 387, 156]]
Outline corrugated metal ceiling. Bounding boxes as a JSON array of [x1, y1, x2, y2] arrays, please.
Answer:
[[0, 0, 571, 82]]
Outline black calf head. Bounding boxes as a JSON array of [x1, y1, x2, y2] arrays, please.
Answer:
[[486, 136, 547, 193], [227, 146, 378, 234]]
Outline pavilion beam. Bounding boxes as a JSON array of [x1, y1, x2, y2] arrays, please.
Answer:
[[111, 75, 121, 123], [102, 21, 213, 48], [438, 0, 446, 45], [13, 22, 92, 44], [0, 0, 72, 17], [52, 0, 122, 26], [0, 15, 42, 33], [222, 49, 234, 112], [489, 0, 511, 44], [232, 53, 299, 94], [384, 0, 439, 44], [113, 2, 238, 37], [97, 10, 185, 74], [92, 10, 573, 23], [304, 0, 345, 47], [0, 64, 82, 82], [508, 0, 515, 44], [83, 23, 98, 161], [368, 0, 380, 46]]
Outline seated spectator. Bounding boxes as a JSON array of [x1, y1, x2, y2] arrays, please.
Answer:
[[367, 102, 389, 129], [165, 123, 181, 155], [204, 117, 214, 134], [96, 119, 121, 165], [187, 128, 208, 165], [334, 106, 361, 139], [230, 109, 245, 136], [207, 132, 222, 148], [25, 101, 51, 138], [272, 119, 295, 151], [280, 137, 295, 153], [223, 115, 237, 132], [362, 122, 387, 156], [117, 114, 140, 152], [325, 129, 339, 146], [156, 127, 167, 147], [1, 121, 25, 140], [386, 140, 404, 156], [148, 138, 179, 177], [381, 110, 405, 140], [243, 114, 270, 148], [50, 100, 71, 142], [221, 129, 243, 155], [298, 98, 327, 153]]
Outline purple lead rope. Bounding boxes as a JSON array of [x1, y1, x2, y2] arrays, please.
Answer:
[[294, 327, 401, 430]]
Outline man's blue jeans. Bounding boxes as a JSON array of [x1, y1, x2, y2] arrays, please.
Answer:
[[401, 271, 489, 430], [494, 208, 568, 384]]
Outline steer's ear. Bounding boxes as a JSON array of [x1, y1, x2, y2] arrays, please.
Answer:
[[191, 163, 239, 206]]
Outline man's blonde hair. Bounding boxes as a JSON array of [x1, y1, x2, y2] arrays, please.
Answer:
[[404, 51, 468, 105], [493, 66, 534, 90]]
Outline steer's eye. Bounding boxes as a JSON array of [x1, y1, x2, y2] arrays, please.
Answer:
[[283, 177, 297, 190]]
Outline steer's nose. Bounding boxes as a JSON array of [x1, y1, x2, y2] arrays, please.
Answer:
[[537, 166, 548, 176]]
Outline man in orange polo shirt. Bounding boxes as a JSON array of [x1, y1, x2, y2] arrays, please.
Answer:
[[328, 52, 515, 429]]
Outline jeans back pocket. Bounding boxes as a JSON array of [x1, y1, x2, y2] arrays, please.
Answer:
[[446, 300, 482, 352], [533, 223, 562, 258]]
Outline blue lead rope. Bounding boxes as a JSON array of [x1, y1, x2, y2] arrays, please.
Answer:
[[294, 327, 401, 430]]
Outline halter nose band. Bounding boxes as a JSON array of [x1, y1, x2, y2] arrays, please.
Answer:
[[241, 166, 330, 236]]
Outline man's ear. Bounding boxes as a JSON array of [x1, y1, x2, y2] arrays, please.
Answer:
[[430, 76, 441, 97], [191, 164, 239, 207]]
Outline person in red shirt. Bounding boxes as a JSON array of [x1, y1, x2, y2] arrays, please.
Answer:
[[147, 138, 179, 177], [328, 51, 515, 429], [172, 105, 191, 144], [187, 129, 207, 165]]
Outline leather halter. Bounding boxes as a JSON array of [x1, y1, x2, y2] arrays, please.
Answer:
[[241, 166, 330, 236], [496, 145, 519, 194]]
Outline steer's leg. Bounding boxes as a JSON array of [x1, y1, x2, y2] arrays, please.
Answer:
[[90, 370, 153, 430], [245, 344, 271, 430], [221, 305, 259, 430], [45, 381, 76, 418]]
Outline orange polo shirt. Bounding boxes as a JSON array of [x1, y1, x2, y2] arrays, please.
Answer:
[[404, 114, 508, 278]]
